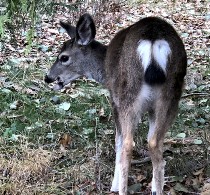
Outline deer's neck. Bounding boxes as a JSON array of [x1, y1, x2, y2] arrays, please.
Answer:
[[85, 41, 107, 85]]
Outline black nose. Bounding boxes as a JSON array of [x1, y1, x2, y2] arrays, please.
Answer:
[[44, 75, 54, 83]]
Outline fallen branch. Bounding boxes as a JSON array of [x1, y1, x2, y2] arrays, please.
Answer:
[[131, 157, 151, 165], [182, 92, 210, 98]]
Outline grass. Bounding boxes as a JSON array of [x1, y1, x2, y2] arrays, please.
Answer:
[[0, 59, 116, 194]]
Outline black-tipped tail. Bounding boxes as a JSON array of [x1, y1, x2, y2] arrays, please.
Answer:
[[144, 61, 166, 85]]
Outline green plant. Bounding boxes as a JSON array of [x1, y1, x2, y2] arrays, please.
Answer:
[[0, 0, 81, 51]]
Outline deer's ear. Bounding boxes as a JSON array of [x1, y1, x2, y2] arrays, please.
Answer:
[[76, 13, 96, 45], [60, 21, 76, 39]]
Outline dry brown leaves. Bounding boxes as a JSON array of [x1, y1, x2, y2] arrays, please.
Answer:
[[0, 147, 54, 194]]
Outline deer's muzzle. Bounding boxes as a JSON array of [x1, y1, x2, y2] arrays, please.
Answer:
[[44, 75, 54, 83]]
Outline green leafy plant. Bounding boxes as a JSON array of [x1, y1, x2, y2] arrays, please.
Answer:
[[0, 14, 9, 38], [0, 0, 80, 51]]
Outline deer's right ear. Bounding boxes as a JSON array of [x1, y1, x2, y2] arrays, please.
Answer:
[[60, 21, 76, 39], [75, 13, 96, 45]]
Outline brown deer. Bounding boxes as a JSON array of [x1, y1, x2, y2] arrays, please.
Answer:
[[45, 13, 187, 195]]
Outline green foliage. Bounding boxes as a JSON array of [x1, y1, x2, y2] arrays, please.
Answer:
[[0, 14, 9, 38], [0, 0, 80, 50], [0, 59, 113, 147]]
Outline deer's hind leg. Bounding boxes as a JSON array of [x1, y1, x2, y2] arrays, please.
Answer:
[[148, 98, 180, 195]]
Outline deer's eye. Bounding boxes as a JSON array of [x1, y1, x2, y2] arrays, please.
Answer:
[[60, 55, 69, 63]]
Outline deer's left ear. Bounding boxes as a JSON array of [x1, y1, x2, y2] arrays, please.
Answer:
[[76, 13, 96, 45], [60, 21, 76, 39]]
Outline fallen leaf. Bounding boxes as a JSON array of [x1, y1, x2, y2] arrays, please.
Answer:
[[128, 183, 142, 194], [192, 177, 200, 187], [59, 133, 72, 149], [99, 107, 105, 116], [169, 187, 177, 195], [201, 183, 210, 195], [193, 168, 205, 176], [47, 28, 59, 34], [174, 182, 189, 193], [10, 100, 22, 110], [51, 95, 61, 104], [136, 174, 146, 182], [194, 139, 203, 145], [59, 102, 71, 110], [175, 132, 186, 139]]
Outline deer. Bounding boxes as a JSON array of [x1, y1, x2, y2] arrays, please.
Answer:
[[45, 13, 187, 195]]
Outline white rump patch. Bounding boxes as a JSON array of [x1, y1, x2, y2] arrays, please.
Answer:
[[137, 40, 152, 70], [153, 40, 171, 73], [137, 39, 171, 73]]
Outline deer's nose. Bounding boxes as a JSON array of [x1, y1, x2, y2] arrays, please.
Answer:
[[44, 75, 54, 83]]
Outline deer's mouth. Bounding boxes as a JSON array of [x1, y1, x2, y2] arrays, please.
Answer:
[[45, 75, 65, 90], [53, 81, 64, 91], [44, 75, 54, 84], [45, 73, 81, 91], [51, 76, 63, 90], [53, 77, 74, 91]]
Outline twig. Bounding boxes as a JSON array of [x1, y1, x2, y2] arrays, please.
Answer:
[[131, 157, 151, 165], [182, 92, 210, 98]]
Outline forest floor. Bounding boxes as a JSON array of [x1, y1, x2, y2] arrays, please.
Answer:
[[0, 0, 210, 194]]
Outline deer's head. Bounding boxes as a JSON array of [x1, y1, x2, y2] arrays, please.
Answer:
[[45, 14, 106, 90]]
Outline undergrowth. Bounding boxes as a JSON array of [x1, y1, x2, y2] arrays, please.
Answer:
[[0, 54, 209, 194]]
